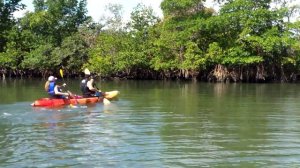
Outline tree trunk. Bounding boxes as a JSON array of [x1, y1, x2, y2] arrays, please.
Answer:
[[256, 64, 265, 81], [213, 64, 228, 82]]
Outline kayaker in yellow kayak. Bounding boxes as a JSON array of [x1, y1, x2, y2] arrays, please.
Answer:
[[45, 76, 70, 99]]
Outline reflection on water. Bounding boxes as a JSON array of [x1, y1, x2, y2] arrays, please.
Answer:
[[1, 80, 300, 167]]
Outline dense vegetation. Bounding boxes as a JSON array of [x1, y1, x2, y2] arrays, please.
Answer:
[[1, 0, 300, 82]]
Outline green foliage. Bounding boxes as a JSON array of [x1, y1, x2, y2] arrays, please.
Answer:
[[161, 0, 204, 17], [152, 0, 217, 74], [1, 0, 300, 82], [223, 47, 263, 65], [205, 41, 263, 66], [0, 49, 19, 69], [85, 52, 114, 75], [0, 0, 24, 52], [150, 27, 180, 71], [216, 0, 299, 70], [23, 0, 90, 46], [86, 3, 160, 76], [21, 44, 58, 70], [86, 32, 123, 75], [52, 33, 89, 70], [128, 3, 160, 32], [206, 42, 224, 64], [0, 0, 91, 75], [180, 41, 206, 70]]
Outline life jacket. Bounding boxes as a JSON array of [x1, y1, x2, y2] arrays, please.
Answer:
[[48, 81, 56, 96], [80, 78, 87, 94]]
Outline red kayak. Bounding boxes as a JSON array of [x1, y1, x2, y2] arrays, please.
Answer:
[[31, 90, 119, 107], [31, 97, 102, 107]]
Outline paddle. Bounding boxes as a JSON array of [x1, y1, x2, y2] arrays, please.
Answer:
[[84, 68, 111, 105], [59, 69, 78, 107], [59, 69, 68, 92]]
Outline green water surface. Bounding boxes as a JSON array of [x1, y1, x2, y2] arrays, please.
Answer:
[[1, 79, 300, 167]]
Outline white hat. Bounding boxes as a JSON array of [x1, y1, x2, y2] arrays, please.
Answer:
[[84, 68, 91, 75], [48, 76, 57, 81]]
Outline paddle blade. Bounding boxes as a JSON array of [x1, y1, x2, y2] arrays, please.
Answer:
[[69, 104, 78, 108], [103, 98, 111, 105], [60, 69, 63, 78], [104, 90, 119, 99], [84, 68, 90, 75]]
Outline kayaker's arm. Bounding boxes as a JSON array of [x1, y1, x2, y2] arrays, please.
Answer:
[[94, 84, 102, 93], [87, 80, 98, 92], [54, 85, 69, 96]]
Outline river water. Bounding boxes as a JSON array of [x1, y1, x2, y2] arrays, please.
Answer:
[[1, 79, 300, 167]]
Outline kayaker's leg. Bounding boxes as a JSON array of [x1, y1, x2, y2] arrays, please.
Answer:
[[49, 94, 59, 99]]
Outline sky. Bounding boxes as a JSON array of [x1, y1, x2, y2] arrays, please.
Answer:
[[18, 0, 164, 21]]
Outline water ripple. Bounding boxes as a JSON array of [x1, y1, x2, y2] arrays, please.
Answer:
[[2, 82, 300, 167]]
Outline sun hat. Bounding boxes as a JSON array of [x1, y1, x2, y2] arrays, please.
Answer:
[[84, 68, 91, 75], [48, 76, 57, 82]]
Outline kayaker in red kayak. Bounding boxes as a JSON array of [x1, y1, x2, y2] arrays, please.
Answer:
[[80, 68, 111, 104], [80, 73, 103, 98], [45, 76, 70, 99]]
